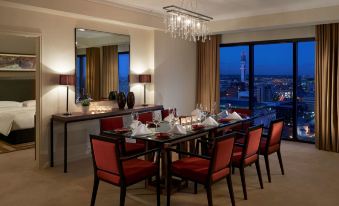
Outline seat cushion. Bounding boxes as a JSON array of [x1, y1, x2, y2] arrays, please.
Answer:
[[232, 147, 258, 167], [125, 142, 145, 155], [97, 159, 157, 186], [172, 157, 229, 184], [260, 139, 280, 154]]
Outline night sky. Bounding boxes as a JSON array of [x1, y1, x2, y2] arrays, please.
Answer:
[[220, 41, 315, 77]]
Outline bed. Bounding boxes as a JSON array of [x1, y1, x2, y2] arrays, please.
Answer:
[[0, 101, 36, 144]]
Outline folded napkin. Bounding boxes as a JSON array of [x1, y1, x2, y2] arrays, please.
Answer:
[[169, 124, 187, 135], [218, 110, 229, 119], [227, 112, 243, 120], [132, 124, 152, 136], [202, 117, 219, 127], [191, 109, 202, 119], [164, 113, 175, 122], [130, 120, 141, 130]]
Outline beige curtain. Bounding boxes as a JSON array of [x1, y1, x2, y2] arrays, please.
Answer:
[[101, 45, 119, 98], [86, 47, 101, 101], [196, 35, 221, 113], [315, 24, 339, 152]]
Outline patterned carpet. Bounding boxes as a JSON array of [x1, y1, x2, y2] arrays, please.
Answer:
[[0, 140, 35, 154]]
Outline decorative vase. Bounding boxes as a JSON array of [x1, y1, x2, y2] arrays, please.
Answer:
[[117, 92, 126, 109], [82, 106, 90, 113], [108, 91, 118, 101], [127, 92, 135, 109]]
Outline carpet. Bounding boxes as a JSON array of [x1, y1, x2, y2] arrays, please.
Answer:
[[0, 140, 35, 154]]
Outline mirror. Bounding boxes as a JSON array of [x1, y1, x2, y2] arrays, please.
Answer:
[[75, 28, 130, 102]]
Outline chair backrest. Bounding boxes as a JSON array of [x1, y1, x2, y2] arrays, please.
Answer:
[[100, 116, 124, 134], [90, 135, 122, 176], [268, 119, 284, 146], [138, 112, 153, 124], [161, 108, 176, 120], [210, 133, 235, 173], [244, 125, 263, 158]]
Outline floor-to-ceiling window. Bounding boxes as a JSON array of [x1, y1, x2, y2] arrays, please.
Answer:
[[220, 45, 250, 110], [220, 39, 315, 143], [118, 52, 130, 94], [254, 43, 294, 139]]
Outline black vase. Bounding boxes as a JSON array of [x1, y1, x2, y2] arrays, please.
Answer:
[[117, 92, 126, 110], [127, 92, 135, 109], [108, 91, 118, 101]]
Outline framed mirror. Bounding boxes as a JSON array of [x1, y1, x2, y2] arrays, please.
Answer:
[[75, 28, 130, 102]]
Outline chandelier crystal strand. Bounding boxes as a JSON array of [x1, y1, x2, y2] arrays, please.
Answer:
[[163, 3, 212, 43]]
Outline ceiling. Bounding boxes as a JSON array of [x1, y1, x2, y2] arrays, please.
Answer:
[[92, 0, 339, 20]]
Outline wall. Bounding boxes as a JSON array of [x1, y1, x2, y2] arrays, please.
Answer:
[[0, 5, 154, 167], [0, 34, 36, 54], [154, 31, 196, 115], [221, 26, 315, 44]]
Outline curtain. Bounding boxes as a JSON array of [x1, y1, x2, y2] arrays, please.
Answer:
[[86, 47, 101, 101], [196, 35, 221, 113], [315, 24, 339, 152], [101, 45, 119, 98]]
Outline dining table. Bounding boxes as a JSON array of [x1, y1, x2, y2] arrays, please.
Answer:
[[102, 114, 262, 193]]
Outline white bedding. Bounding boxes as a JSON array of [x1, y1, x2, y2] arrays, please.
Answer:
[[0, 106, 35, 136]]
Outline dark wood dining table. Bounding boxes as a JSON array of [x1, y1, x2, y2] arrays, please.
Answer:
[[102, 115, 259, 193]]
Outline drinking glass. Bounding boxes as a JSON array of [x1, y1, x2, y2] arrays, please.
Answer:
[[131, 112, 139, 121], [153, 112, 160, 132]]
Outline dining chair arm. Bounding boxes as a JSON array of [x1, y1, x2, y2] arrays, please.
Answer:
[[234, 143, 245, 147], [167, 148, 211, 160], [120, 148, 160, 161]]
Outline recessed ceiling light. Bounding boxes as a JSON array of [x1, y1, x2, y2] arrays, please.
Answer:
[[78, 28, 86, 32]]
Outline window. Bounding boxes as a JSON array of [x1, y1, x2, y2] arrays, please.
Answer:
[[297, 41, 315, 142], [220, 39, 315, 143], [76, 55, 86, 99], [220, 45, 249, 110], [254, 43, 294, 139], [118, 52, 130, 94]]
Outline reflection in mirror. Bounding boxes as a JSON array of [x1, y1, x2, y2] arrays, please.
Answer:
[[75, 28, 130, 102]]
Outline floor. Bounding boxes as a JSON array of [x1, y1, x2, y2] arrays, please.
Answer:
[[0, 141, 338, 206], [0, 140, 34, 154]]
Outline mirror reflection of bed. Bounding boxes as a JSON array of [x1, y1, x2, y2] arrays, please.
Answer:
[[0, 33, 37, 154]]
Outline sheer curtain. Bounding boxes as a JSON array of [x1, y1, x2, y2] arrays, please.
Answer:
[[196, 35, 221, 113], [86, 47, 101, 100], [315, 23, 339, 152], [101, 45, 119, 98]]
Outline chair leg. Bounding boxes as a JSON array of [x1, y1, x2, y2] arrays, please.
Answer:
[[239, 166, 247, 200], [255, 160, 264, 189], [264, 155, 271, 183], [167, 172, 171, 206], [232, 166, 235, 174], [205, 185, 213, 206], [277, 150, 285, 175], [120, 186, 126, 206], [226, 175, 235, 206], [90, 177, 99, 206], [156, 173, 161, 206], [194, 182, 198, 194]]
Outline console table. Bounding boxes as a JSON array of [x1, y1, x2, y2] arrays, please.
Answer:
[[50, 105, 164, 173]]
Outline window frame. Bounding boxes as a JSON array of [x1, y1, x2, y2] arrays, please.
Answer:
[[220, 37, 315, 143]]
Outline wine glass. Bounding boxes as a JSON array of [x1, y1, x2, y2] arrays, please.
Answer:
[[152, 112, 160, 132], [131, 112, 139, 121]]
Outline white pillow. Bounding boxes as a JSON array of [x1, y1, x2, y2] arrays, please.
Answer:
[[22, 100, 36, 107], [0, 101, 23, 108]]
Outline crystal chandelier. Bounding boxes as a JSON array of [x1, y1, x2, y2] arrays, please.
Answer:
[[163, 0, 213, 42]]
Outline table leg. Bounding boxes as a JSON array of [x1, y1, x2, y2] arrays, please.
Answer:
[[64, 122, 68, 173], [50, 119, 54, 167]]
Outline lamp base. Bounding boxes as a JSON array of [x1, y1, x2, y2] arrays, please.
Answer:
[[141, 104, 149, 107], [63, 112, 72, 116]]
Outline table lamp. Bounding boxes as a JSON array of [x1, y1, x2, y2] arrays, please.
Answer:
[[59, 74, 75, 115], [138, 74, 151, 106]]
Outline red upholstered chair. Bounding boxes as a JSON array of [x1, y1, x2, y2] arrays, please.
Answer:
[[260, 118, 285, 182], [90, 135, 160, 206], [100, 117, 145, 156], [167, 133, 236, 206], [138, 112, 153, 124], [232, 125, 264, 200], [161, 108, 176, 120]]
